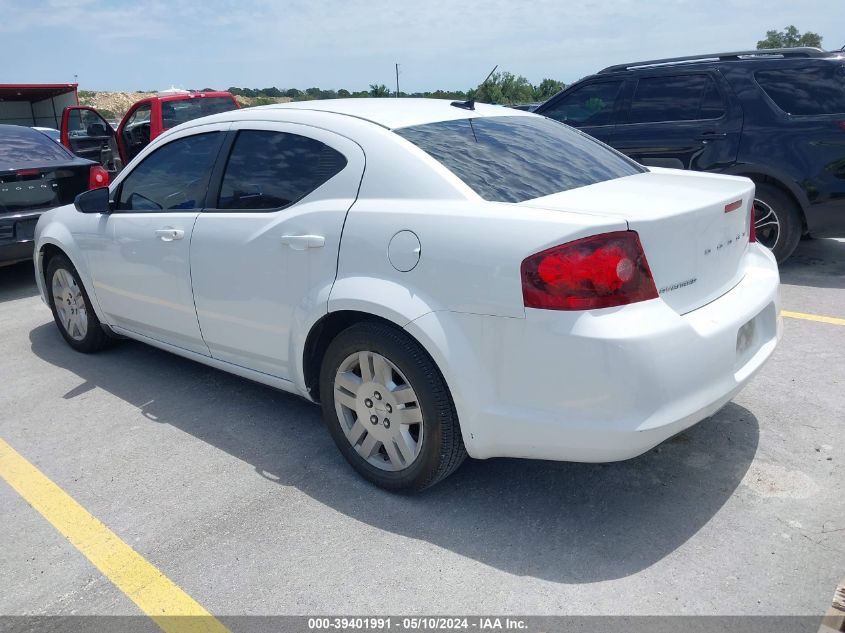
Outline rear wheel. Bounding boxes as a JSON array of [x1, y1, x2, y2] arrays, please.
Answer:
[[753, 183, 802, 263], [46, 254, 110, 353], [319, 321, 466, 491]]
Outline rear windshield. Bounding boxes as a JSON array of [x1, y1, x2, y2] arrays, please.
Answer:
[[161, 97, 238, 129], [755, 64, 845, 115], [0, 125, 72, 167], [394, 115, 644, 203]]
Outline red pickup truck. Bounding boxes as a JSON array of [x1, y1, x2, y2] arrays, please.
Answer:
[[66, 90, 239, 171], [0, 84, 239, 174]]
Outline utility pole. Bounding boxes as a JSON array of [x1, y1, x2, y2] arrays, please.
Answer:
[[395, 63, 400, 98]]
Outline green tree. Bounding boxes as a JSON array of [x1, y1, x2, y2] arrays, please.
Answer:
[[533, 78, 565, 102], [337, 89, 351, 97], [757, 25, 822, 49], [369, 84, 390, 98], [473, 71, 535, 104]]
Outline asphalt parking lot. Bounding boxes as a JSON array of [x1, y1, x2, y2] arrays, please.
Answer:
[[0, 239, 843, 619]]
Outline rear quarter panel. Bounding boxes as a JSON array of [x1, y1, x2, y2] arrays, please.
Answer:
[[331, 198, 626, 322]]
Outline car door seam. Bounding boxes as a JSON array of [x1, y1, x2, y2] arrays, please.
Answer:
[[329, 149, 367, 311], [187, 212, 212, 357]]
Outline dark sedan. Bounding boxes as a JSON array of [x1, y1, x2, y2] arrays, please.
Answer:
[[0, 124, 108, 265]]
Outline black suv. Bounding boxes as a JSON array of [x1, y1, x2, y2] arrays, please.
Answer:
[[535, 47, 845, 262]]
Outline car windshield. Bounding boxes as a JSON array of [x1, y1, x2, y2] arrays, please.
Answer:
[[394, 115, 644, 203], [0, 125, 72, 168], [160, 97, 238, 129]]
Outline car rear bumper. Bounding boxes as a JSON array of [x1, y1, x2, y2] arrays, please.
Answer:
[[405, 243, 781, 461], [0, 211, 42, 264]]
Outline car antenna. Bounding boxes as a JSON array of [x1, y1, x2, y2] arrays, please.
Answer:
[[451, 65, 498, 111]]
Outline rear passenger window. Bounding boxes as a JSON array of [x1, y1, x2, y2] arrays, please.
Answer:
[[117, 132, 220, 212], [629, 74, 723, 123], [755, 65, 845, 115], [217, 130, 347, 210], [541, 81, 623, 127], [699, 78, 726, 119]]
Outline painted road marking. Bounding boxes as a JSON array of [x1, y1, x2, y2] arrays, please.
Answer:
[[0, 437, 230, 633], [782, 310, 845, 327]]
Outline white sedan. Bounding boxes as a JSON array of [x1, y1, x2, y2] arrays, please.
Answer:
[[34, 99, 781, 490]]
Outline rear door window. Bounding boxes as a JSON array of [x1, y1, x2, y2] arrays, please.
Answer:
[[540, 81, 624, 127], [395, 115, 644, 203], [629, 74, 723, 123], [755, 65, 845, 115], [216, 130, 347, 210], [698, 77, 727, 119], [117, 132, 221, 212]]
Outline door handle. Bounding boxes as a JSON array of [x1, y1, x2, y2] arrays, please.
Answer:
[[696, 131, 727, 140], [155, 228, 184, 242], [280, 234, 325, 250]]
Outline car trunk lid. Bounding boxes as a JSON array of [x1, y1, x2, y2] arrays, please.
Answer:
[[0, 164, 89, 214], [520, 168, 756, 314]]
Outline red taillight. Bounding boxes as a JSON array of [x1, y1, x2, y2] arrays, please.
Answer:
[[88, 165, 109, 190], [521, 231, 658, 311], [749, 203, 757, 243], [15, 168, 40, 178]]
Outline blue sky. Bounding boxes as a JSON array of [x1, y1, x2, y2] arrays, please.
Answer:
[[1, 0, 841, 92]]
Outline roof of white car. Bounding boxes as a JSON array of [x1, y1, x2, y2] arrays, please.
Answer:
[[250, 98, 534, 130]]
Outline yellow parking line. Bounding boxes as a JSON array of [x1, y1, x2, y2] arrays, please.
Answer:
[[782, 310, 845, 326], [0, 437, 229, 633]]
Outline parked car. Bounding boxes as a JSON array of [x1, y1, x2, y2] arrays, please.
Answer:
[[1, 124, 107, 265], [34, 99, 780, 490], [535, 47, 845, 262]]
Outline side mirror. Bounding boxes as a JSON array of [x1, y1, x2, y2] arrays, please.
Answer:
[[74, 187, 112, 214]]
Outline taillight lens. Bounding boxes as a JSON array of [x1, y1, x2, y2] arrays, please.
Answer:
[[521, 231, 658, 311], [749, 203, 757, 243], [88, 165, 109, 190]]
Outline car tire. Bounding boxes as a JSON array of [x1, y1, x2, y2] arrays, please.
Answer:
[[319, 321, 467, 491], [753, 183, 802, 263], [46, 254, 110, 353]]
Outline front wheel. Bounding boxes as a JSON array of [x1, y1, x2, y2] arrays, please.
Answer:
[[319, 321, 466, 491], [46, 254, 110, 353], [753, 183, 802, 264]]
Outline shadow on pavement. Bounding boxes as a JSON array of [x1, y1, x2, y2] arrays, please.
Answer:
[[29, 322, 760, 584], [780, 238, 845, 290], [0, 261, 39, 302]]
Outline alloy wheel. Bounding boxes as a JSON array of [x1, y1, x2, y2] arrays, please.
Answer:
[[51, 268, 88, 341], [333, 350, 424, 472], [753, 198, 780, 251]]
